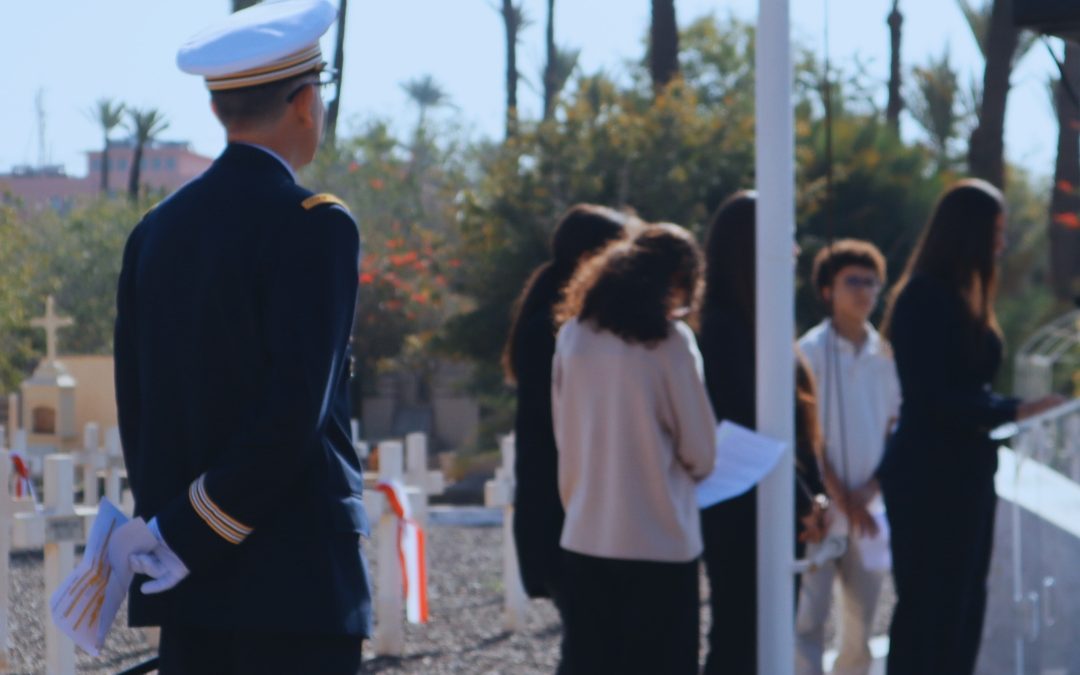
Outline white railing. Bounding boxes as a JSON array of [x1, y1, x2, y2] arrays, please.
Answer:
[[991, 398, 1080, 675]]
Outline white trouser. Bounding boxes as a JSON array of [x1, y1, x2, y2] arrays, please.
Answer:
[[795, 536, 886, 675]]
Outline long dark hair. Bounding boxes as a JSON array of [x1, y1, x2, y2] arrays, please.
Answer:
[[882, 178, 1004, 340], [502, 204, 631, 383], [704, 191, 757, 328], [703, 190, 821, 461], [556, 223, 704, 346]]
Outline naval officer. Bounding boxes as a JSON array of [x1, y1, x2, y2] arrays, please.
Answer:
[[113, 1, 371, 672]]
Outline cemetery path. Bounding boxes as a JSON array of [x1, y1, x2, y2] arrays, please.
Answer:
[[10, 524, 894, 674]]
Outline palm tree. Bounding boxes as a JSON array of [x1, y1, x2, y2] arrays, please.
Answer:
[[401, 75, 450, 135], [959, 0, 1030, 187], [908, 48, 963, 170], [232, 0, 259, 11], [540, 0, 580, 121], [956, 0, 1037, 68], [649, 0, 680, 95], [324, 0, 348, 146], [1049, 43, 1080, 298], [543, 0, 557, 120], [126, 108, 169, 202], [498, 0, 529, 139], [886, 1, 904, 131], [543, 47, 581, 119], [87, 99, 125, 195]]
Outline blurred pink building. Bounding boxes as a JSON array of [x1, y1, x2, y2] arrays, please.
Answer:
[[0, 140, 213, 213]]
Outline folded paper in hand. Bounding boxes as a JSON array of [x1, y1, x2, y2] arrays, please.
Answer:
[[49, 499, 158, 655], [696, 421, 787, 509]]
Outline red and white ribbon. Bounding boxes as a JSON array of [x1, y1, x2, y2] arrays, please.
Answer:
[[10, 452, 35, 501], [375, 479, 429, 624]]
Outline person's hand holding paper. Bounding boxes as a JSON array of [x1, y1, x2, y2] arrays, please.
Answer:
[[695, 420, 787, 508]]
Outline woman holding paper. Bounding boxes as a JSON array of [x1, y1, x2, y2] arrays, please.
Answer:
[[697, 191, 829, 675], [551, 223, 716, 675], [503, 204, 631, 671], [879, 179, 1065, 674]]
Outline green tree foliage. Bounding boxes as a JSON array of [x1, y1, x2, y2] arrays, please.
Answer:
[[441, 15, 948, 379], [304, 118, 471, 391], [0, 198, 143, 392], [795, 112, 947, 329], [907, 48, 969, 171], [0, 204, 37, 392]]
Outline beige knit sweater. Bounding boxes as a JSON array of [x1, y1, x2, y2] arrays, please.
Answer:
[[552, 318, 717, 562]]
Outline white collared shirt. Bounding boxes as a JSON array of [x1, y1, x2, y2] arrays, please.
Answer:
[[798, 320, 901, 490], [235, 142, 298, 182]]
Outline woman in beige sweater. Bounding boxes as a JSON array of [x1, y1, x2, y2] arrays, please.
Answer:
[[552, 223, 716, 675]]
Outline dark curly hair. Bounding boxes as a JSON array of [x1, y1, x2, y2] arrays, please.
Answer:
[[556, 223, 704, 346], [810, 238, 887, 302]]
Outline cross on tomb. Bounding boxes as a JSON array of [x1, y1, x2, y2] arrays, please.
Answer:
[[30, 296, 74, 364]]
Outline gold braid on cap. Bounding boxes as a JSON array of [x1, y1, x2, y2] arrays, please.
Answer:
[[205, 44, 323, 91]]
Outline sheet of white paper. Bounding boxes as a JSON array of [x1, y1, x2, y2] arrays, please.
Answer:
[[696, 421, 787, 509], [49, 499, 157, 655], [855, 507, 892, 572]]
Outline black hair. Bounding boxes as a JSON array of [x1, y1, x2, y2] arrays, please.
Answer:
[[502, 204, 631, 383], [703, 190, 757, 327], [883, 178, 1004, 339]]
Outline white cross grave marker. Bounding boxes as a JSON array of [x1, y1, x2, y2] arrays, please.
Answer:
[[371, 440, 406, 656], [43, 454, 80, 675], [30, 296, 74, 366], [484, 433, 529, 631]]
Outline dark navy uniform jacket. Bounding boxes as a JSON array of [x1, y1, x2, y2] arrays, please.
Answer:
[[114, 143, 372, 636]]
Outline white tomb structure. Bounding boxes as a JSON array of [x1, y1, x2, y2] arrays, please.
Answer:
[[22, 296, 78, 450]]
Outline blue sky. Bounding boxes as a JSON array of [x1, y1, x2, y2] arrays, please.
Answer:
[[0, 0, 1063, 179]]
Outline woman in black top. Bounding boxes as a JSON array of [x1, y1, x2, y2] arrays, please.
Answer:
[[698, 191, 829, 675], [503, 204, 631, 671], [879, 179, 1063, 674]]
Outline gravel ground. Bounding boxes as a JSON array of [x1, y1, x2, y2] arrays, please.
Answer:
[[8, 523, 895, 674]]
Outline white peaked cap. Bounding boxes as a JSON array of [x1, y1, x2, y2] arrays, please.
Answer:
[[177, 0, 337, 91]]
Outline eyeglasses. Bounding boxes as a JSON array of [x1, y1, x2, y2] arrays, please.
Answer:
[[841, 275, 882, 291], [285, 68, 340, 103]]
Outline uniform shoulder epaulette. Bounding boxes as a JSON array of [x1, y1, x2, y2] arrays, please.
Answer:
[[302, 193, 350, 212]]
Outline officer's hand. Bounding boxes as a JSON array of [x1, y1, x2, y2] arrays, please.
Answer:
[[131, 517, 191, 594], [131, 546, 190, 594]]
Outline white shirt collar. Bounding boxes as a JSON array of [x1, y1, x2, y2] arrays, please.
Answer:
[[823, 319, 881, 356], [235, 142, 297, 182]]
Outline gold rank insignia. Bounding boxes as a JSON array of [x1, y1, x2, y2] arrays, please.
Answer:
[[302, 193, 350, 212]]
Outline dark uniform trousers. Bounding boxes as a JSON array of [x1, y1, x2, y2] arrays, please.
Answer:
[[115, 143, 372, 673]]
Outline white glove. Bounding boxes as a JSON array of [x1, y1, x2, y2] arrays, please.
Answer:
[[130, 518, 191, 595]]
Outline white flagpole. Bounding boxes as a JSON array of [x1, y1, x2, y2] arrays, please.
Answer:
[[755, 0, 797, 672]]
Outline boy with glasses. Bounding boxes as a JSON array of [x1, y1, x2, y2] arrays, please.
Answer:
[[796, 239, 901, 675]]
